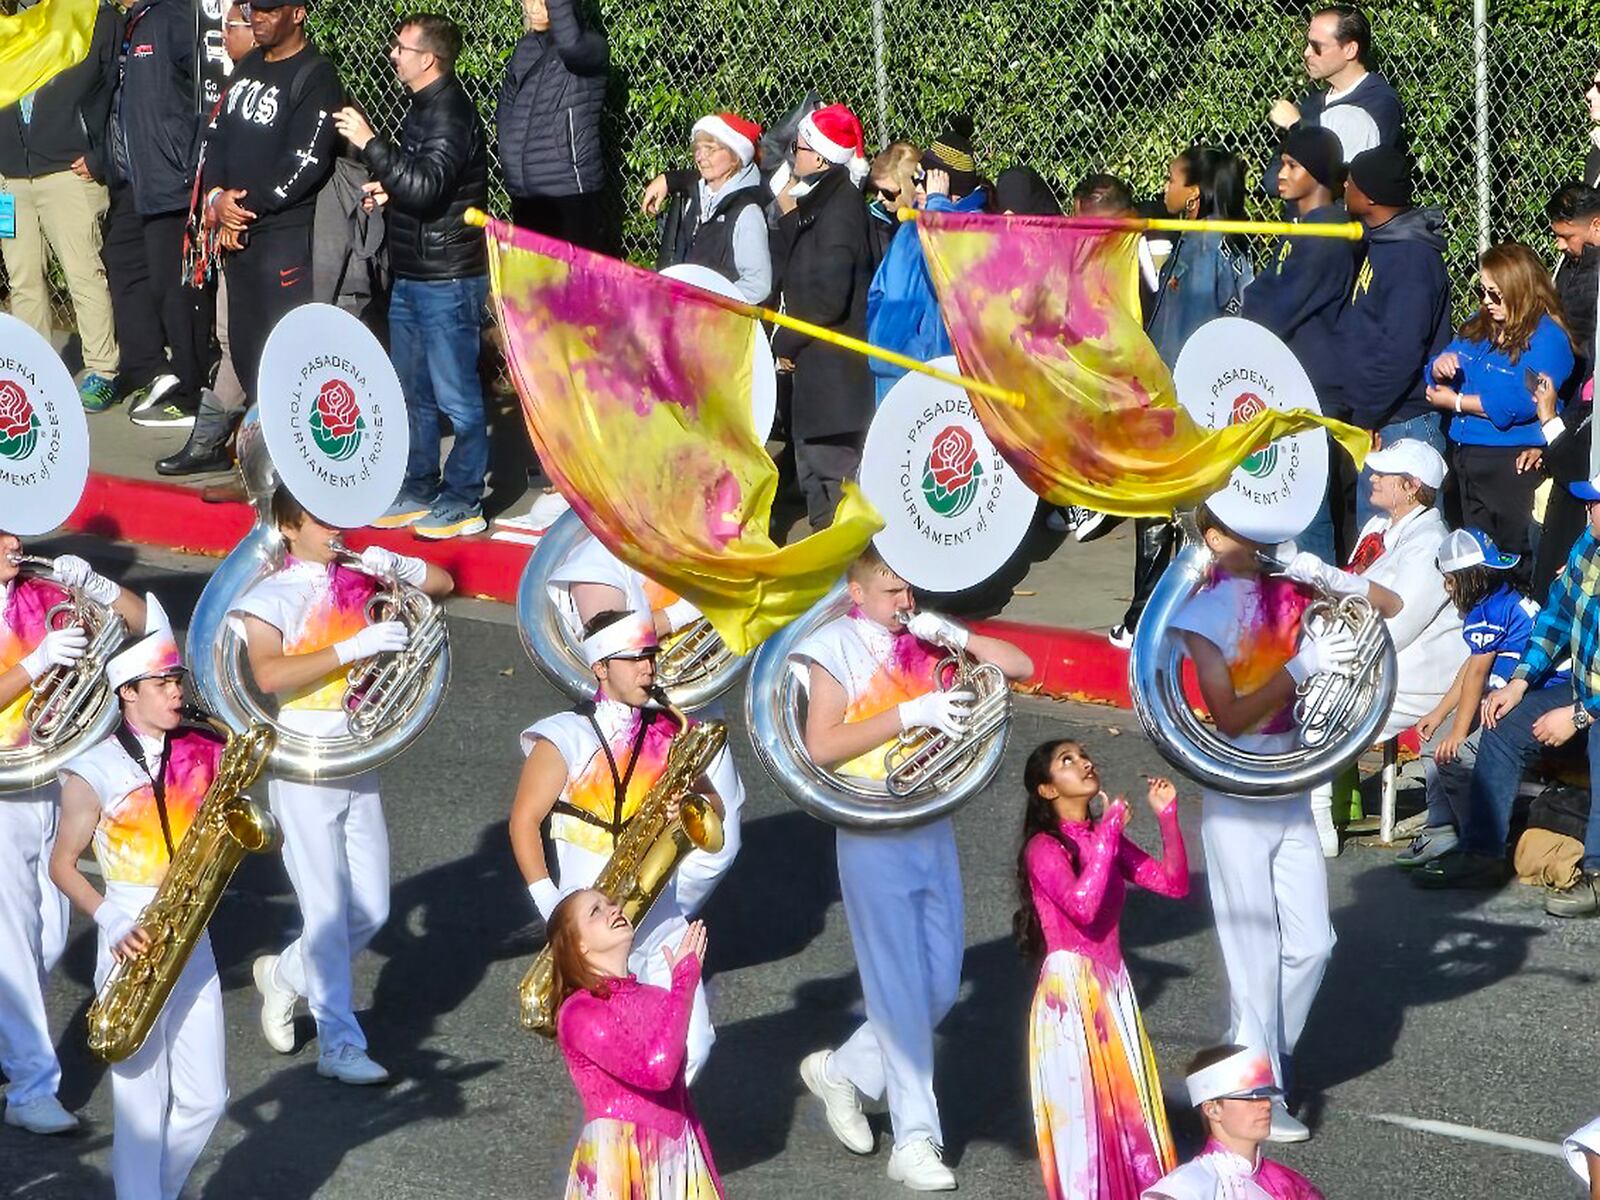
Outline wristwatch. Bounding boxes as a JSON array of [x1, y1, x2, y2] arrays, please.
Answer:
[[1575, 703, 1593, 731]]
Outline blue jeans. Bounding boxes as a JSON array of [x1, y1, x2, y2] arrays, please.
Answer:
[[1463, 685, 1600, 869], [1356, 411, 1445, 530], [390, 275, 490, 511]]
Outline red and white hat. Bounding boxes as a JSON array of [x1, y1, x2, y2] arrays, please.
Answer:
[[691, 112, 762, 167], [798, 103, 869, 184]]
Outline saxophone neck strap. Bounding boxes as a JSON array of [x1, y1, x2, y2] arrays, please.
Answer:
[[583, 705, 656, 833], [114, 722, 177, 860]]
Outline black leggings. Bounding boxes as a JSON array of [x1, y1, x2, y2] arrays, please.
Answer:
[[1452, 441, 1541, 588], [225, 218, 314, 403]]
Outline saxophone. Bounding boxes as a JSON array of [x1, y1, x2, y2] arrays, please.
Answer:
[[519, 695, 726, 1037], [87, 715, 280, 1063]]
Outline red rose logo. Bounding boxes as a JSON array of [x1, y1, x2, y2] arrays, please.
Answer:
[[922, 424, 984, 518], [309, 378, 364, 462], [1230, 392, 1277, 478], [0, 380, 40, 462]]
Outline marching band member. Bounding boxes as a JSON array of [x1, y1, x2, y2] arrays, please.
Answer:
[[792, 546, 1032, 1192], [547, 893, 723, 1200], [1140, 1044, 1323, 1200], [1172, 504, 1348, 1144], [232, 486, 453, 1084], [50, 599, 228, 1200], [0, 534, 145, 1136], [547, 534, 746, 914], [510, 609, 737, 1083], [1016, 740, 1187, 1198]]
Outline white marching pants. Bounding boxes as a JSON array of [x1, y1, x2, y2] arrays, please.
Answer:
[[0, 788, 70, 1107], [96, 887, 227, 1200], [268, 773, 390, 1053], [831, 819, 964, 1149], [673, 790, 743, 920], [553, 838, 716, 1082], [1200, 791, 1335, 1087]]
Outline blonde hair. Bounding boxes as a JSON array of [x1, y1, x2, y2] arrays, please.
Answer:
[[870, 141, 921, 201]]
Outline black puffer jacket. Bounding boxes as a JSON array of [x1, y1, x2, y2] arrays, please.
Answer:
[[495, 0, 607, 199], [110, 0, 202, 215], [0, 1, 120, 180], [361, 74, 487, 282]]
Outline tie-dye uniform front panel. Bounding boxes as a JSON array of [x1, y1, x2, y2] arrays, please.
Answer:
[[790, 611, 946, 780], [229, 559, 379, 731], [524, 699, 690, 855], [1170, 574, 1313, 745], [0, 576, 70, 750], [63, 728, 224, 885]]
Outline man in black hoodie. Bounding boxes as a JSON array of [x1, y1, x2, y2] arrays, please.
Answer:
[[1327, 145, 1451, 540]]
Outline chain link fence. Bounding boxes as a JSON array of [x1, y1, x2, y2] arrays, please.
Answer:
[[8, 0, 1596, 336]]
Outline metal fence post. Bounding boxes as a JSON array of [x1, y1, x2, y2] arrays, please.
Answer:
[[1474, 0, 1491, 253], [871, 0, 889, 150]]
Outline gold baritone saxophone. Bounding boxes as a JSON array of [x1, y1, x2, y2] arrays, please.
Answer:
[[519, 695, 726, 1037], [87, 716, 279, 1063]]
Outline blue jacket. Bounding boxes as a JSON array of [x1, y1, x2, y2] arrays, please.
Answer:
[[1145, 232, 1253, 368], [866, 189, 987, 402], [1436, 315, 1575, 448], [1240, 202, 1359, 399]]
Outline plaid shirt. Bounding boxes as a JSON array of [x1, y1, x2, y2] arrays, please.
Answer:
[[1515, 528, 1600, 713]]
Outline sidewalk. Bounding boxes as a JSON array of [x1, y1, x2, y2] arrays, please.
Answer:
[[70, 409, 1144, 703]]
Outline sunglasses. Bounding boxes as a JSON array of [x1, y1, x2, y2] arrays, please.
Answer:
[[1476, 281, 1503, 304], [874, 185, 901, 204]]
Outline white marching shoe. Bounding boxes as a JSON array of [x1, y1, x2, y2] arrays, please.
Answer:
[[253, 954, 298, 1053], [4, 1094, 79, 1135], [887, 1138, 957, 1191], [1267, 1097, 1311, 1143], [799, 1050, 874, 1154], [317, 1044, 390, 1086]]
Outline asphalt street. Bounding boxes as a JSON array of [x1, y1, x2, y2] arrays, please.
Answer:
[[2, 543, 1596, 1199]]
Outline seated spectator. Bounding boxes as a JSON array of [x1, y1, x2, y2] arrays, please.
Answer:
[[1140, 1043, 1324, 1200], [865, 141, 921, 265], [1415, 472, 1600, 915], [640, 111, 771, 303], [1427, 242, 1575, 581], [865, 116, 988, 403], [1406, 529, 1554, 867], [1284, 439, 1465, 855]]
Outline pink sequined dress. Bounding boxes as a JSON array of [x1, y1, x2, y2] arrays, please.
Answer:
[[557, 955, 722, 1200], [1026, 802, 1189, 1200]]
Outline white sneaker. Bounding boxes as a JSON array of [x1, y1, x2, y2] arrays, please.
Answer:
[[253, 954, 298, 1054], [496, 490, 570, 535], [1072, 508, 1114, 543], [1108, 623, 1135, 651], [4, 1094, 79, 1135], [317, 1044, 390, 1086], [1267, 1098, 1311, 1143], [799, 1050, 874, 1154], [130, 372, 179, 414], [887, 1138, 956, 1191]]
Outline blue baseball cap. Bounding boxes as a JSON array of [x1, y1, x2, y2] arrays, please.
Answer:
[[1436, 527, 1519, 572], [1571, 474, 1600, 502]]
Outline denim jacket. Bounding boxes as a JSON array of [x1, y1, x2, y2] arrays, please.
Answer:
[[1145, 232, 1254, 368]]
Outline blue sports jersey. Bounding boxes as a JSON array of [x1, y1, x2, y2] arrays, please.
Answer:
[[1463, 584, 1568, 688]]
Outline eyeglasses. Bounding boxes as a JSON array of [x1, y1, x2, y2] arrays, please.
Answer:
[[388, 37, 427, 54], [1475, 281, 1503, 304], [225, 19, 251, 28]]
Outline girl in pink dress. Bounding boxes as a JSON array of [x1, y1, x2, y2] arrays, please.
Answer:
[[550, 890, 722, 1200], [1016, 739, 1190, 1199]]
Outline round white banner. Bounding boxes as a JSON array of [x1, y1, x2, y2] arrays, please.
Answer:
[[660, 263, 777, 441], [257, 304, 409, 529], [0, 314, 89, 536], [1173, 317, 1328, 544], [859, 358, 1037, 591]]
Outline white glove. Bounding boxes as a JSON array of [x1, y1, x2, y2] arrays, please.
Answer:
[[1284, 551, 1368, 599], [661, 597, 702, 635], [898, 689, 975, 738], [333, 620, 408, 665], [53, 554, 119, 605], [19, 626, 87, 681], [93, 900, 136, 951], [1286, 628, 1358, 685], [528, 878, 562, 922], [359, 545, 427, 586], [905, 611, 969, 650]]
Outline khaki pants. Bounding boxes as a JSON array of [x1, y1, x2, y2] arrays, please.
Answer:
[[1, 169, 118, 375]]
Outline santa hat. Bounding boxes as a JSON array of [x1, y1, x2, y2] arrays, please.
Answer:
[[107, 595, 184, 690], [691, 112, 762, 167], [799, 103, 869, 185]]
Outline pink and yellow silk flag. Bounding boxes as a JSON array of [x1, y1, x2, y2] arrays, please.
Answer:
[[483, 219, 883, 654], [916, 211, 1369, 517], [0, 0, 98, 110]]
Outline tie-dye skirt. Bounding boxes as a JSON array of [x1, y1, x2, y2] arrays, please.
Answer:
[[564, 1118, 722, 1200], [1029, 949, 1176, 1200]]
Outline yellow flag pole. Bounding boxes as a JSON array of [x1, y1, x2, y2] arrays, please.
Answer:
[[896, 207, 1365, 241], [465, 207, 1026, 409]]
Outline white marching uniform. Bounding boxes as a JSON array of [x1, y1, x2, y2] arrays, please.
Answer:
[[0, 575, 74, 1111], [547, 534, 745, 914], [1171, 577, 1336, 1088], [522, 696, 743, 1081], [63, 727, 228, 1200], [792, 613, 964, 1150], [231, 560, 390, 1054]]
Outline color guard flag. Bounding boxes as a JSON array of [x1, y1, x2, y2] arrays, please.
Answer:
[[0, 0, 98, 110]]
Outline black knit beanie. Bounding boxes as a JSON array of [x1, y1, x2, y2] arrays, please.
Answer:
[[1281, 127, 1343, 192], [1347, 145, 1414, 207], [922, 115, 979, 197]]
